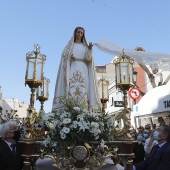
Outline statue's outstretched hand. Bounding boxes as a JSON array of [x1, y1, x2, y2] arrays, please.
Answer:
[[88, 42, 93, 50]]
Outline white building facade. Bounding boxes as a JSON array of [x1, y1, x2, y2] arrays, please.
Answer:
[[1, 98, 28, 118], [0, 87, 29, 123]]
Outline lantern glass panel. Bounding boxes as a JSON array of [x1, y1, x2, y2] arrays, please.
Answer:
[[98, 81, 108, 99], [36, 86, 43, 97], [27, 59, 35, 79], [36, 79, 49, 98], [115, 64, 120, 84], [36, 60, 43, 80], [133, 70, 137, 83], [129, 64, 133, 83], [103, 84, 108, 98], [43, 82, 48, 97], [121, 63, 129, 83], [98, 84, 102, 99]]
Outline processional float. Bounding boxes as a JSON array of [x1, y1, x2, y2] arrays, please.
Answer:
[[19, 45, 136, 170]]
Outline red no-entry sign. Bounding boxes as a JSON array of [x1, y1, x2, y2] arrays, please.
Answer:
[[129, 87, 141, 100]]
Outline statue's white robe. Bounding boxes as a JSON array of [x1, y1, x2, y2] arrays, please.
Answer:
[[52, 37, 100, 112]]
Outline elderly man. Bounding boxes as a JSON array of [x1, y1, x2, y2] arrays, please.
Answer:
[[132, 125, 170, 170], [0, 121, 23, 170]]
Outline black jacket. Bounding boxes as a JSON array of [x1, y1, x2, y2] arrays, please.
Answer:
[[135, 142, 170, 170], [0, 140, 23, 170], [133, 142, 145, 164]]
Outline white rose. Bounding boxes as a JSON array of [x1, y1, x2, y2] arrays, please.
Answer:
[[63, 118, 71, 124], [73, 107, 81, 112]]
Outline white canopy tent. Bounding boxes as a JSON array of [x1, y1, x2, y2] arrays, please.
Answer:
[[133, 85, 170, 117]]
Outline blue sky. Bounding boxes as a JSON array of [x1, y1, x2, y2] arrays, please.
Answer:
[[1, 0, 170, 112]]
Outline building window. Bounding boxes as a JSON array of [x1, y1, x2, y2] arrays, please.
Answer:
[[96, 67, 106, 73]]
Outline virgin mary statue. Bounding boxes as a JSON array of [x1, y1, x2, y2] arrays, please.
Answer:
[[52, 27, 100, 112]]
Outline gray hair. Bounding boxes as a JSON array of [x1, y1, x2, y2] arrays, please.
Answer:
[[0, 121, 16, 139]]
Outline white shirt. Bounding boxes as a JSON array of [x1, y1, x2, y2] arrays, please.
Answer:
[[144, 137, 158, 154], [5, 140, 15, 152]]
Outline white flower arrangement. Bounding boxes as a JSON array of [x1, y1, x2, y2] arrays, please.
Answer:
[[41, 99, 115, 153]]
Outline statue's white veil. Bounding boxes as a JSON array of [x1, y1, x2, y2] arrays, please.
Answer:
[[94, 38, 170, 70]]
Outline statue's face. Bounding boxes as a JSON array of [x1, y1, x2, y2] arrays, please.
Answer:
[[75, 28, 84, 41]]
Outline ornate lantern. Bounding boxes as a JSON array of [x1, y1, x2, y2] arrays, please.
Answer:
[[25, 44, 46, 109], [98, 75, 109, 112], [114, 51, 134, 108], [24, 44, 46, 139], [20, 44, 47, 170], [36, 77, 50, 111], [112, 51, 135, 170]]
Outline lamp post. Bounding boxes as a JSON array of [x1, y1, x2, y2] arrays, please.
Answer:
[[20, 44, 46, 170], [36, 77, 50, 111], [98, 75, 109, 112], [24, 44, 46, 138], [113, 51, 135, 170]]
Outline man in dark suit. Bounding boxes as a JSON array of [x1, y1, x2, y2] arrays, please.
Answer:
[[132, 125, 170, 170], [0, 121, 23, 170]]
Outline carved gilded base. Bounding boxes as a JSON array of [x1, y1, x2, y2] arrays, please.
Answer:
[[19, 138, 44, 170], [109, 141, 135, 170], [90, 140, 135, 170], [20, 138, 135, 170], [40, 141, 113, 170]]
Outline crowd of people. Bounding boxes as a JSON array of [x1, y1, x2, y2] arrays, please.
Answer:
[[129, 122, 170, 170], [130, 124, 158, 164]]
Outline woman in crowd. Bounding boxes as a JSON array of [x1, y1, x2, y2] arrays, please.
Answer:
[[143, 129, 150, 142]]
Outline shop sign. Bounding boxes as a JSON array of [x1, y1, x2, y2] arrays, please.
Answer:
[[114, 101, 124, 107], [163, 100, 170, 108]]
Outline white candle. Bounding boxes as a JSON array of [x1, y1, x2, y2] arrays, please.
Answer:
[[123, 73, 126, 82]]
